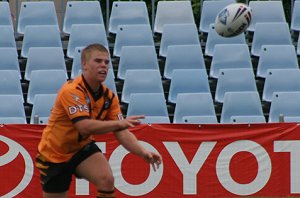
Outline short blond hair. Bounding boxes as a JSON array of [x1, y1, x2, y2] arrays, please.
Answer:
[[81, 43, 109, 63]]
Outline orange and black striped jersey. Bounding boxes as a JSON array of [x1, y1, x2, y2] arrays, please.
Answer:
[[38, 75, 122, 163]]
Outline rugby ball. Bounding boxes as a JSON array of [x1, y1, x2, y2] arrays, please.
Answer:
[[214, 3, 252, 37]]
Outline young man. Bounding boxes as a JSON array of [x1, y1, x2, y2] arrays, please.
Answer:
[[36, 43, 162, 198]]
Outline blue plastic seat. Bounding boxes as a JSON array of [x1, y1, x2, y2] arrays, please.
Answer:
[[248, 1, 286, 32], [257, 45, 299, 78], [210, 44, 252, 79], [168, 69, 210, 103], [251, 22, 292, 57], [113, 24, 154, 57], [109, 1, 150, 34], [199, 0, 235, 34], [30, 94, 57, 124], [0, 25, 16, 48], [269, 92, 300, 123], [63, 1, 104, 34], [21, 25, 62, 58], [164, 44, 206, 79], [127, 93, 170, 123], [154, 1, 195, 34], [0, 95, 26, 124], [263, 69, 300, 102], [159, 23, 200, 57], [297, 36, 300, 55], [17, 1, 59, 34], [121, 69, 164, 104], [0, 70, 23, 102], [0, 47, 21, 79], [291, 1, 300, 33], [215, 68, 258, 103], [67, 24, 108, 58], [173, 93, 217, 124], [0, 2, 13, 26], [221, 91, 265, 123], [117, 45, 159, 80], [27, 70, 67, 104], [25, 47, 67, 81], [205, 24, 247, 57]]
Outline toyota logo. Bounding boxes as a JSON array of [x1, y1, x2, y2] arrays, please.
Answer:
[[0, 135, 34, 197]]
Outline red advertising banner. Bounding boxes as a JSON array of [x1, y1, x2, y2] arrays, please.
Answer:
[[1, 123, 300, 197]]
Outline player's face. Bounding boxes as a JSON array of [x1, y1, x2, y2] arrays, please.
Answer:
[[83, 50, 110, 83]]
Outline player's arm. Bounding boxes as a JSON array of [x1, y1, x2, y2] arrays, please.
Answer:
[[73, 115, 144, 136], [113, 125, 162, 171]]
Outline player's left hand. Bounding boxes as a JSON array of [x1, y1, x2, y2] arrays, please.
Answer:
[[143, 151, 162, 171]]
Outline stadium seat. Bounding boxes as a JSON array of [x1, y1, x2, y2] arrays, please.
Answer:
[[127, 93, 170, 123], [113, 24, 154, 57], [63, 1, 104, 34], [220, 91, 265, 123], [154, 1, 195, 34], [215, 68, 257, 103], [67, 24, 108, 58], [0, 70, 23, 102], [0, 1, 13, 26], [0, 47, 21, 79], [27, 70, 67, 104], [199, 0, 235, 34], [291, 1, 300, 34], [159, 23, 200, 57], [109, 1, 150, 34], [248, 1, 286, 32], [210, 44, 252, 79], [30, 94, 57, 124], [0, 95, 27, 124], [205, 24, 246, 57], [262, 69, 300, 102], [164, 44, 206, 79], [168, 69, 210, 103], [70, 47, 84, 79], [230, 116, 266, 124], [121, 69, 164, 104], [251, 22, 292, 57], [268, 92, 300, 123], [0, 25, 16, 48], [257, 45, 299, 78], [25, 47, 68, 81], [17, 1, 59, 34], [173, 92, 217, 124], [117, 45, 159, 80], [297, 35, 300, 55], [21, 25, 62, 58], [103, 69, 117, 95]]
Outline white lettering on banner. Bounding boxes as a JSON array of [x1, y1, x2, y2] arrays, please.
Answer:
[[109, 141, 163, 196], [274, 141, 300, 193], [216, 140, 271, 195], [0, 135, 34, 198], [163, 142, 216, 195], [75, 142, 106, 195]]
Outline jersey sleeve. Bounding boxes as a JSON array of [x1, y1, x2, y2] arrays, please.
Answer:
[[59, 86, 90, 121]]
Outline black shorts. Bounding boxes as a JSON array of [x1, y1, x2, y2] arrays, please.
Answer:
[[35, 141, 102, 193]]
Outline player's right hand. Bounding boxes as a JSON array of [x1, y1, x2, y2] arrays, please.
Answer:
[[118, 115, 145, 131]]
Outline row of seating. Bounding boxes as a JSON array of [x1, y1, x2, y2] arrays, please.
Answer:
[[2, 90, 300, 124], [1, 0, 299, 36]]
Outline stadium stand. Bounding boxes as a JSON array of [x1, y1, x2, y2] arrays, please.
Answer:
[[154, 0, 195, 34], [256, 45, 299, 78], [210, 44, 252, 79], [0, 70, 23, 102], [173, 92, 217, 124], [127, 93, 170, 124], [63, 1, 104, 35], [164, 44, 206, 79], [0, 47, 21, 79], [0, 25, 16, 49], [109, 1, 150, 34], [0, 1, 13, 26], [0, 95, 27, 124], [30, 94, 57, 124], [17, 1, 59, 35]]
